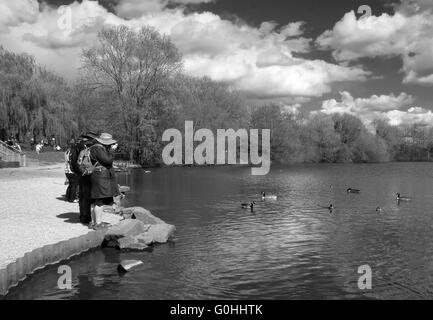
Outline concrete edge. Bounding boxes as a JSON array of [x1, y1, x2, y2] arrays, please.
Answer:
[[0, 227, 108, 296]]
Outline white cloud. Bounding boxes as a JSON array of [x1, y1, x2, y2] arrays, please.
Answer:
[[0, 0, 39, 33], [282, 103, 301, 115], [0, 0, 122, 76], [0, 0, 369, 100], [316, 91, 433, 127], [316, 1, 433, 85], [386, 107, 433, 126], [235, 60, 368, 98]]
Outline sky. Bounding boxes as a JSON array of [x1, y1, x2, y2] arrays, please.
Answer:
[[1, 0, 433, 127]]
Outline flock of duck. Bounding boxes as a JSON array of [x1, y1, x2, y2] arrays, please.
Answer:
[[241, 189, 412, 213]]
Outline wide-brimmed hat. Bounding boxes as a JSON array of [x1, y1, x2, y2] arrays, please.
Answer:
[[80, 131, 99, 140], [95, 132, 117, 146]]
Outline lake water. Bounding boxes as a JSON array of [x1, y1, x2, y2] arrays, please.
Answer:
[[5, 163, 433, 300]]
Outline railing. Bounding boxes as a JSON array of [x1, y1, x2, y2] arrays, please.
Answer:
[[0, 140, 26, 167]]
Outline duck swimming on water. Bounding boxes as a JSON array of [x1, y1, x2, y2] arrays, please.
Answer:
[[376, 207, 382, 213], [347, 188, 361, 193], [396, 193, 411, 201], [261, 192, 277, 200], [241, 201, 256, 210]]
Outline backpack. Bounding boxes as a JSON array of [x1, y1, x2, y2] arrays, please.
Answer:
[[77, 146, 99, 175]]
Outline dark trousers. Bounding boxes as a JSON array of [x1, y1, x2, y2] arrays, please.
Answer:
[[79, 175, 92, 224], [65, 173, 79, 202]]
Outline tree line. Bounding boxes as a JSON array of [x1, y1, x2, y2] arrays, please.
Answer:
[[1, 25, 432, 165]]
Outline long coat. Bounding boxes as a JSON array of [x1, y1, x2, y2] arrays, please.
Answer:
[[89, 144, 119, 200]]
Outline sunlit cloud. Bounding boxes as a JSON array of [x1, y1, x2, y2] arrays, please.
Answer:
[[316, 0, 433, 85], [315, 91, 433, 127], [0, 0, 370, 101]]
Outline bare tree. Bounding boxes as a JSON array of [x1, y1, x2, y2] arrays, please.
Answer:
[[81, 25, 182, 159]]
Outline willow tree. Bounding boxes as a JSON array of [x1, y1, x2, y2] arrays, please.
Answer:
[[0, 46, 77, 144], [0, 46, 34, 141], [81, 25, 182, 160]]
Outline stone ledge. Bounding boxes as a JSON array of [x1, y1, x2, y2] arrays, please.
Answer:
[[0, 206, 175, 297], [0, 227, 108, 296]]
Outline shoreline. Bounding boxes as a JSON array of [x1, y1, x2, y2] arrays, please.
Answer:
[[0, 163, 103, 295], [0, 162, 175, 296], [0, 164, 93, 269], [0, 160, 122, 295]]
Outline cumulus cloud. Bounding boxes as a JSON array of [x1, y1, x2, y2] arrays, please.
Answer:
[[127, 9, 368, 98], [281, 103, 301, 115], [315, 91, 433, 127], [235, 60, 368, 98], [0, 0, 39, 33], [0, 0, 122, 76], [0, 0, 369, 100], [316, 0, 433, 85]]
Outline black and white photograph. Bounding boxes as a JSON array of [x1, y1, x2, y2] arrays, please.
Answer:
[[1, 0, 433, 306]]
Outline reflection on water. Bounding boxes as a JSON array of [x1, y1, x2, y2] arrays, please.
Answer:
[[5, 163, 433, 300]]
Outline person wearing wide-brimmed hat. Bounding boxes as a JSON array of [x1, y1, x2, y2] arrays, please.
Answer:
[[72, 131, 99, 224], [88, 132, 120, 229]]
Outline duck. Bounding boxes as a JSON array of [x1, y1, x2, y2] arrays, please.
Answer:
[[396, 193, 411, 201], [328, 204, 334, 211], [376, 207, 382, 213], [261, 192, 277, 200], [347, 188, 361, 194], [241, 201, 256, 210]]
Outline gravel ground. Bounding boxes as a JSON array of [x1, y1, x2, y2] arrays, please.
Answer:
[[0, 164, 91, 269]]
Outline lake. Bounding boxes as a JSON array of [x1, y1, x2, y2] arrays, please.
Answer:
[[5, 163, 433, 300]]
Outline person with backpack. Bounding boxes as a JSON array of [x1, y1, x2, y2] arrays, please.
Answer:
[[72, 131, 99, 225], [64, 140, 79, 203], [87, 132, 120, 229]]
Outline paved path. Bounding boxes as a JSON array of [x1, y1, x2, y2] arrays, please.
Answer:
[[0, 164, 90, 269]]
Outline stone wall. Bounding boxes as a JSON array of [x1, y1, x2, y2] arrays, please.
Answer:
[[0, 207, 175, 296]]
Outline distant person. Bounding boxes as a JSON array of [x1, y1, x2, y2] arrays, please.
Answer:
[[64, 141, 79, 203], [6, 138, 13, 147], [51, 137, 56, 150], [35, 143, 43, 154], [71, 132, 99, 225], [88, 133, 119, 229], [13, 139, 22, 152]]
